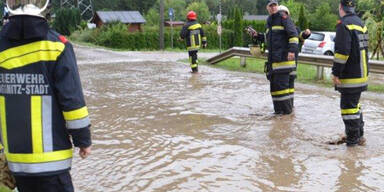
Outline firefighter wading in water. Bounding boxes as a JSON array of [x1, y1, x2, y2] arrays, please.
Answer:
[[180, 11, 207, 73], [332, 0, 369, 147], [0, 0, 92, 191], [262, 0, 299, 114]]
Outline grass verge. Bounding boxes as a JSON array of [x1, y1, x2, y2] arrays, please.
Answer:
[[180, 57, 384, 93], [0, 185, 14, 192]]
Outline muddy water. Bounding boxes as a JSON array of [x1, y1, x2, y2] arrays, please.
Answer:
[[71, 52, 384, 191]]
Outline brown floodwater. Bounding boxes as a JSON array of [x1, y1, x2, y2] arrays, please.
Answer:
[[70, 53, 384, 192]]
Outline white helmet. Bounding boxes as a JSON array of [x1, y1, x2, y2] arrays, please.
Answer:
[[278, 5, 290, 15], [6, 0, 50, 17]]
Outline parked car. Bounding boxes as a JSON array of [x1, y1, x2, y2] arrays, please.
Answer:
[[301, 31, 336, 56]]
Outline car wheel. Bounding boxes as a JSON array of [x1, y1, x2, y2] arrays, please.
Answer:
[[324, 51, 334, 56]]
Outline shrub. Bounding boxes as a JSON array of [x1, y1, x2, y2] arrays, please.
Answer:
[[71, 23, 235, 50]]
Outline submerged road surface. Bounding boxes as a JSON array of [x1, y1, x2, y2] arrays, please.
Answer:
[[72, 45, 384, 192]]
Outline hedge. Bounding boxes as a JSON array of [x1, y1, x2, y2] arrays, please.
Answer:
[[71, 22, 235, 50], [71, 20, 266, 50]]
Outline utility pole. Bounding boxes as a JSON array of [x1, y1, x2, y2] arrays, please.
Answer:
[[61, 0, 94, 21], [218, 0, 222, 53], [169, 8, 174, 49], [159, 0, 165, 50]]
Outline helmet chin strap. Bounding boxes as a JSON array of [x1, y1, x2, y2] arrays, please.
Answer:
[[7, 0, 49, 17]]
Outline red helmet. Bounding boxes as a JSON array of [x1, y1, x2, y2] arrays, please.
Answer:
[[187, 11, 197, 20]]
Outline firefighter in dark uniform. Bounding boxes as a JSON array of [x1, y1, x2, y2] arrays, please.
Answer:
[[263, 0, 299, 114], [180, 11, 207, 73], [332, 0, 368, 146], [278, 5, 311, 107], [0, 0, 92, 191]]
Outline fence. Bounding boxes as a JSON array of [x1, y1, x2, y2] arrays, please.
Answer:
[[207, 47, 384, 79]]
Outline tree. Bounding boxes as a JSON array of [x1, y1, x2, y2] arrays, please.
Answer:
[[52, 8, 81, 36], [93, 0, 156, 14], [145, 8, 160, 25], [233, 6, 243, 46], [297, 4, 309, 30], [281, 0, 304, 22], [309, 2, 338, 31], [358, 0, 384, 59], [185, 1, 210, 23]]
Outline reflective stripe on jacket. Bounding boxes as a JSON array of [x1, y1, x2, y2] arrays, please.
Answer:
[[265, 11, 299, 73], [332, 13, 369, 93], [180, 20, 206, 51], [0, 17, 91, 176]]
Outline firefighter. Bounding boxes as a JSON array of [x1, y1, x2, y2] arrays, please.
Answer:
[[262, 0, 299, 114], [0, 0, 92, 191], [332, 0, 368, 146], [278, 5, 311, 107], [180, 11, 207, 73]]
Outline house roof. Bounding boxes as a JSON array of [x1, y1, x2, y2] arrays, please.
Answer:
[[243, 15, 269, 21], [95, 11, 146, 24]]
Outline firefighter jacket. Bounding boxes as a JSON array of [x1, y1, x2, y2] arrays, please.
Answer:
[[265, 11, 299, 73], [0, 16, 91, 176], [332, 13, 369, 93], [180, 20, 207, 51]]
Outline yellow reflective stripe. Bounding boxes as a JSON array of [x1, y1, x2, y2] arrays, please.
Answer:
[[0, 96, 8, 153], [340, 77, 368, 84], [63, 107, 89, 121], [31, 96, 43, 153], [6, 149, 73, 163], [191, 64, 198, 68], [272, 26, 284, 30], [191, 35, 196, 48], [0, 41, 65, 70], [271, 89, 291, 96], [202, 37, 207, 41], [272, 61, 296, 68], [341, 104, 361, 115], [362, 50, 367, 77], [299, 31, 305, 41], [187, 45, 200, 51], [346, 25, 368, 33], [335, 53, 349, 61], [188, 24, 202, 30], [288, 88, 295, 93], [289, 37, 299, 44]]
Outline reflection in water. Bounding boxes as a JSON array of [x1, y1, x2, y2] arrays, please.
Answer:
[[71, 61, 384, 192]]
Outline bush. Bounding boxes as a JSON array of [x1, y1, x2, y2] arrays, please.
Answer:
[[72, 23, 235, 50]]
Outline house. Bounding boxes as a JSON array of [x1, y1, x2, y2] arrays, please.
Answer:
[[243, 15, 269, 21], [92, 11, 146, 32]]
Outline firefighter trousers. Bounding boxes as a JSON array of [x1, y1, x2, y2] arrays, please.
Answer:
[[270, 73, 293, 114], [289, 71, 296, 107], [14, 171, 74, 192], [188, 50, 198, 72], [340, 92, 364, 145]]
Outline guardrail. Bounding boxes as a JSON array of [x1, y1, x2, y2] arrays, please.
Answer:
[[206, 47, 384, 79]]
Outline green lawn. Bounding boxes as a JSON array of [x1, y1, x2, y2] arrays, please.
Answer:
[[0, 185, 15, 192], [184, 57, 384, 93]]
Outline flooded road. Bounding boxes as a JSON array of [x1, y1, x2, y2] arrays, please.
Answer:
[[72, 46, 384, 192]]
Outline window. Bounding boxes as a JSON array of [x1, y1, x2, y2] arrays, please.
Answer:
[[308, 33, 325, 41]]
